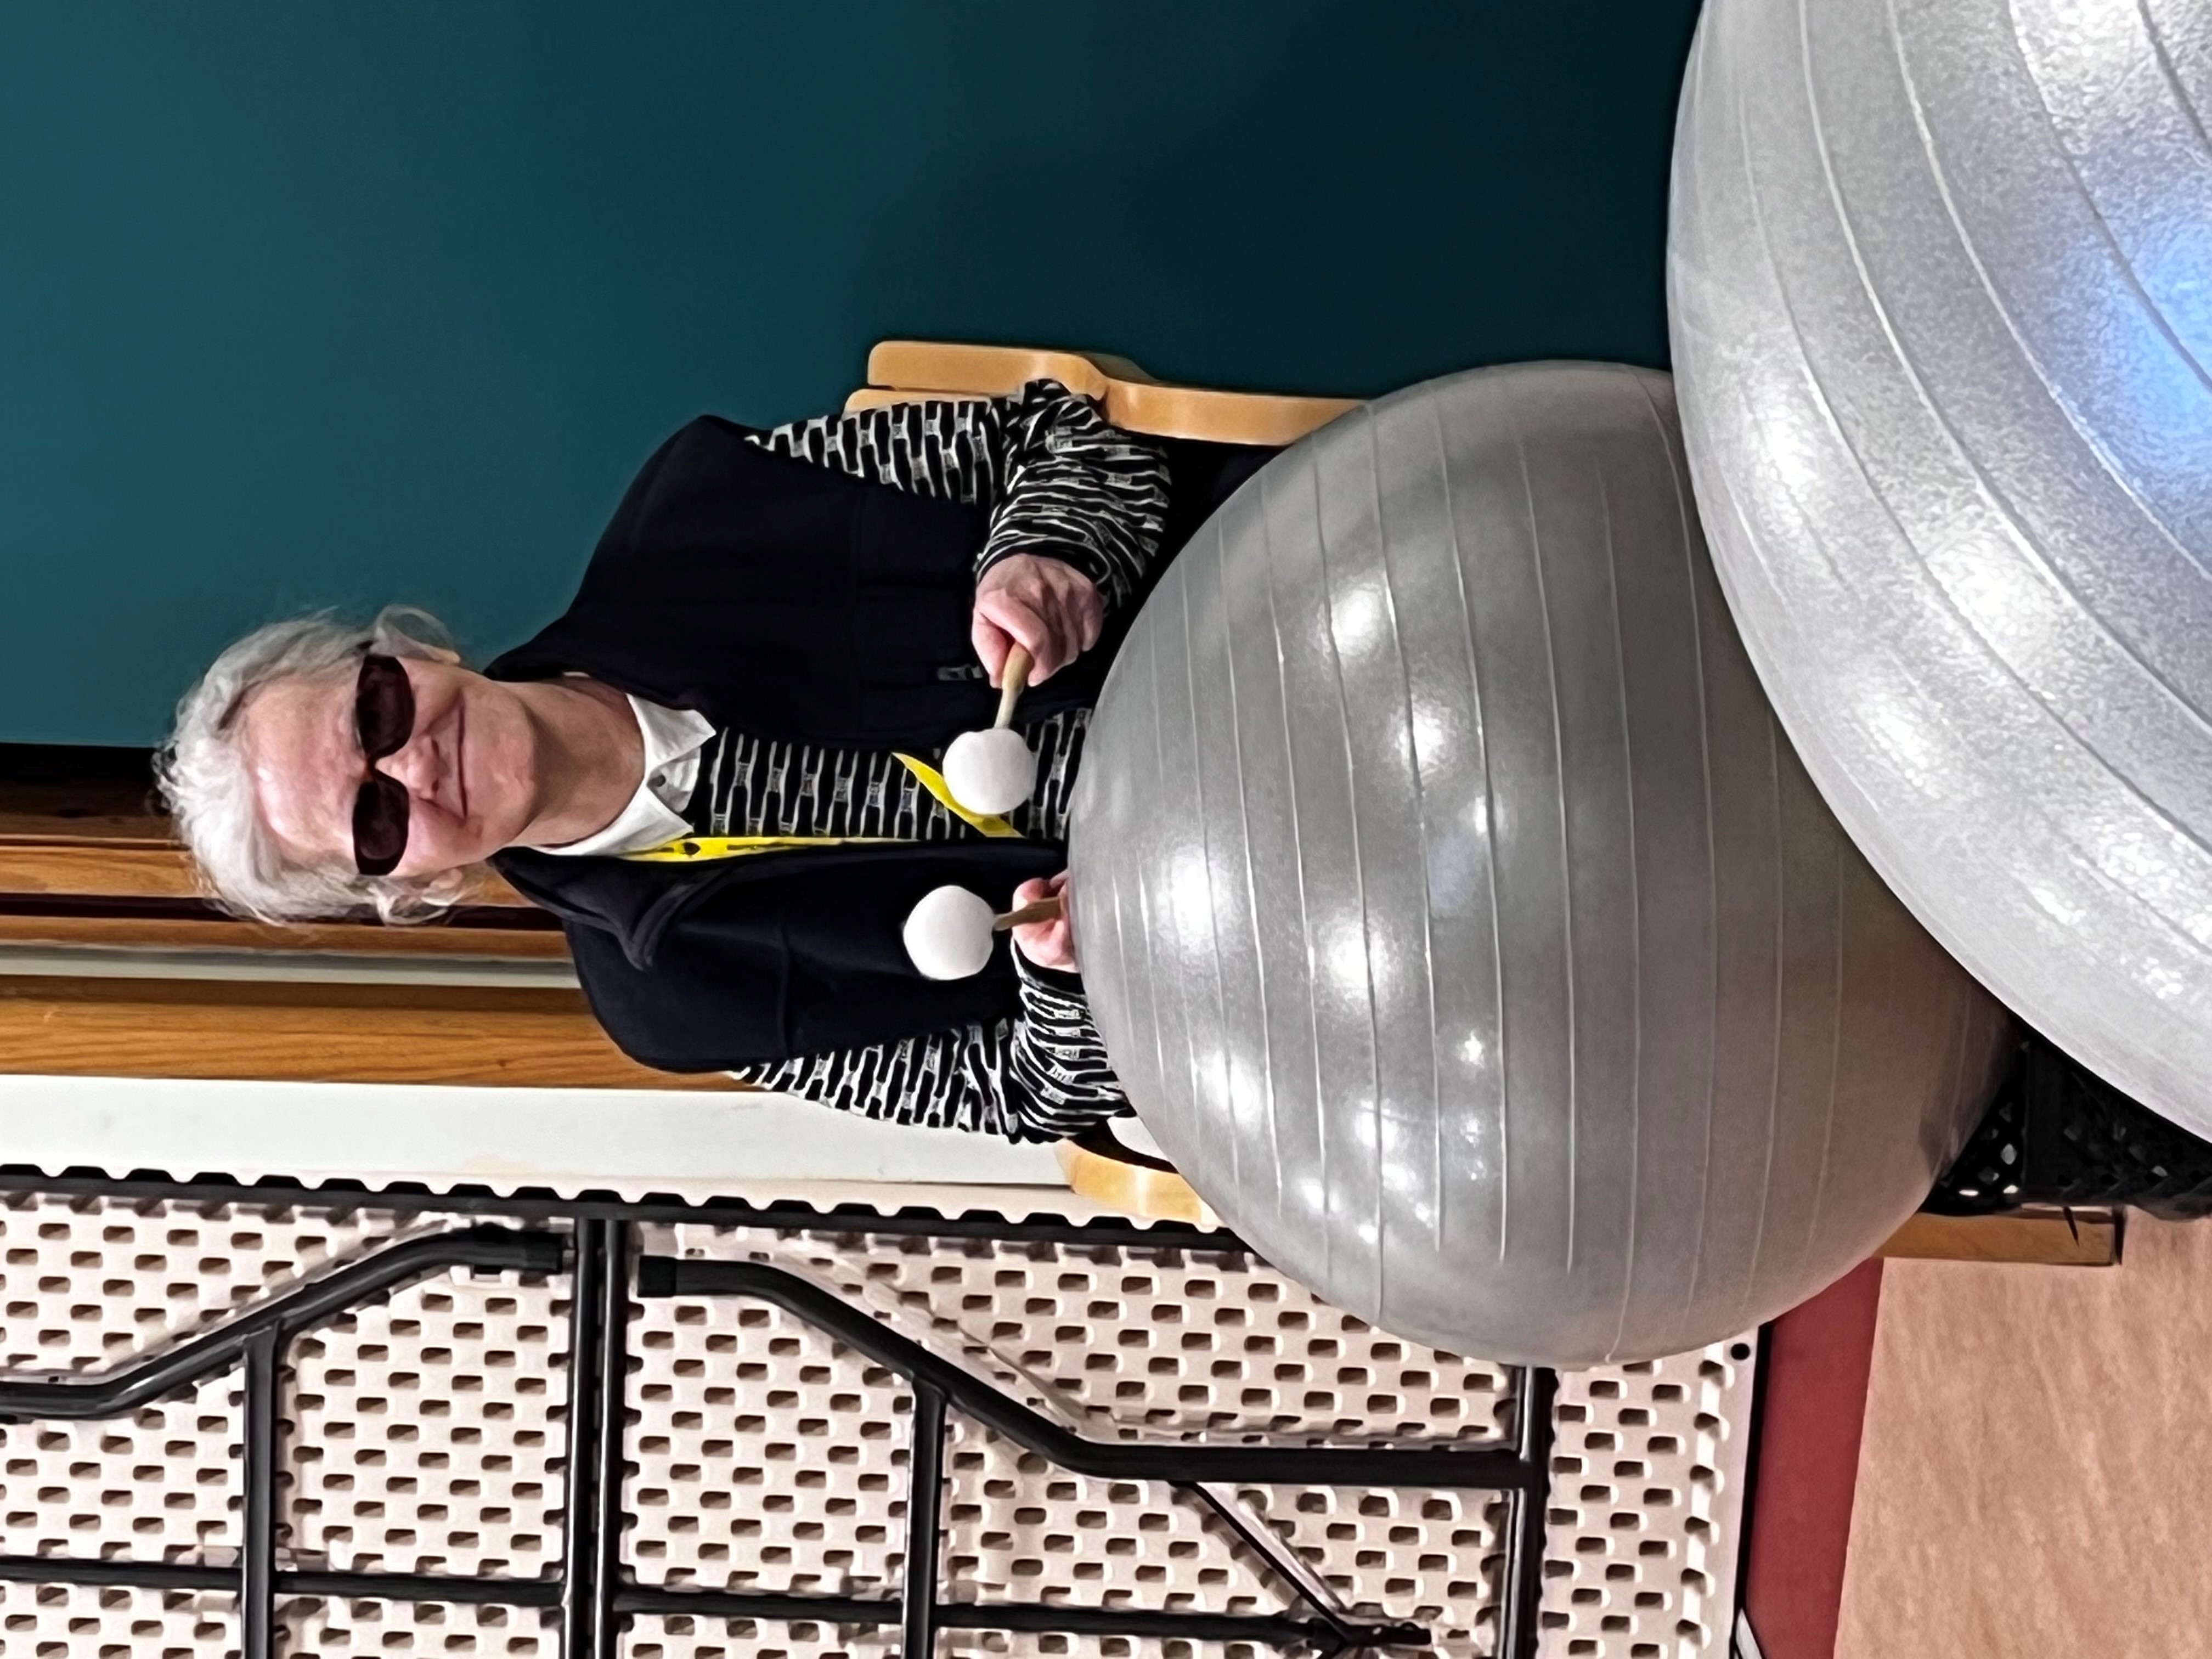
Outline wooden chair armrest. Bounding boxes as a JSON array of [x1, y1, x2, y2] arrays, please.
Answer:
[[867, 341, 1144, 400], [842, 386, 990, 415], [1054, 1124, 1217, 1228], [858, 340, 1357, 448]]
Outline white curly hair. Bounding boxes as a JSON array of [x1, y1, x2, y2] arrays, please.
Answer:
[[157, 605, 469, 924]]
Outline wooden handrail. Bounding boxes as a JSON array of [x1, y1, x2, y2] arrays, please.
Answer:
[[0, 910, 568, 960], [0, 973, 737, 1090], [0, 837, 535, 907]]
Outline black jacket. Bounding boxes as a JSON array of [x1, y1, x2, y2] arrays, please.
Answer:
[[488, 415, 1269, 1073]]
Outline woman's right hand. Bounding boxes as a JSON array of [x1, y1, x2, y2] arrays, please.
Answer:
[[1011, 870, 1077, 972]]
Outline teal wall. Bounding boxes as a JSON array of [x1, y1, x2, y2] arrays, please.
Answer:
[[1, 1, 1702, 746]]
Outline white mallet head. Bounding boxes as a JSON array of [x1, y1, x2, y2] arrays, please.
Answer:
[[941, 727, 1037, 816], [902, 884, 997, 980]]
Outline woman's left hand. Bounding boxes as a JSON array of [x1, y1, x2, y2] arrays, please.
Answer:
[[1011, 871, 1078, 973], [973, 555, 1103, 687]]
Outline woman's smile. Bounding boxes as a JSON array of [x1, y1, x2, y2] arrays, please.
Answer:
[[450, 698, 470, 826]]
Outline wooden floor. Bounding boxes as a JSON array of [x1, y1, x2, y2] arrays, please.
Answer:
[[1837, 1217, 2212, 1659]]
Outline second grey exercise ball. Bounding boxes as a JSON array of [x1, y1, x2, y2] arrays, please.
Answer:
[[1070, 363, 2007, 1367], [1669, 0, 2212, 1133]]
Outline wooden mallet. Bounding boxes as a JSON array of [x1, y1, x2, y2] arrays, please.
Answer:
[[995, 642, 1033, 728], [994, 893, 1062, 930]]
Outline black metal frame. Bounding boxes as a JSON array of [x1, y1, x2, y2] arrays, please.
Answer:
[[0, 1172, 1557, 1656], [1927, 1030, 2212, 1219]]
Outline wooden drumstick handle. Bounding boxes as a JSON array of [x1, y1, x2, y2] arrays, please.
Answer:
[[996, 644, 1034, 730], [994, 894, 1063, 930]]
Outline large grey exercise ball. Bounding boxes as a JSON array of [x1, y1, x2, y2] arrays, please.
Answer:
[[1069, 363, 2007, 1367], [1669, 0, 2212, 1132]]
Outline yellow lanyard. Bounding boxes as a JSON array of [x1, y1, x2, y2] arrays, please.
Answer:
[[620, 751, 1020, 863]]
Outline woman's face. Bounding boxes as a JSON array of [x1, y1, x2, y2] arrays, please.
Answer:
[[239, 657, 548, 880]]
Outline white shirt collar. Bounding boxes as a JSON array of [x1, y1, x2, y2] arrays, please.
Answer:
[[541, 695, 715, 858]]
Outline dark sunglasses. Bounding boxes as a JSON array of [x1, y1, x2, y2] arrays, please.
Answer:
[[352, 653, 415, 876]]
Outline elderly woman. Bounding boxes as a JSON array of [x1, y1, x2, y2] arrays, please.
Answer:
[[163, 384, 1266, 1142]]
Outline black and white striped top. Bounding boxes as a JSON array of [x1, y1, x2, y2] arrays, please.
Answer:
[[686, 707, 1087, 843], [709, 382, 1169, 1142]]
